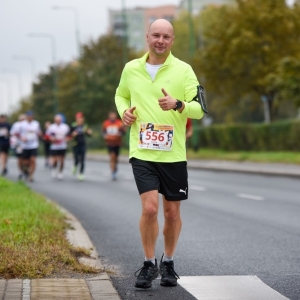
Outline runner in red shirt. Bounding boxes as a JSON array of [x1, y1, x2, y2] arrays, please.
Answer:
[[102, 111, 125, 180], [186, 118, 193, 141]]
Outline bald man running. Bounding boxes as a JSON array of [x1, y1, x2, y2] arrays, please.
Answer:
[[115, 19, 204, 289]]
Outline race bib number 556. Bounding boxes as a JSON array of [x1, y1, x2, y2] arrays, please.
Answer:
[[138, 123, 174, 151]]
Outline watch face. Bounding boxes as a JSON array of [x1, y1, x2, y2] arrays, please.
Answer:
[[177, 101, 183, 109]]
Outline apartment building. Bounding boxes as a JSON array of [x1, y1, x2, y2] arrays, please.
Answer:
[[108, 1, 233, 52], [109, 5, 176, 52]]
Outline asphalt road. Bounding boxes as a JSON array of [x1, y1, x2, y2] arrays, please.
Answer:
[[6, 157, 300, 300]]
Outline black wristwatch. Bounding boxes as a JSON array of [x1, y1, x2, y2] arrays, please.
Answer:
[[173, 100, 183, 111]]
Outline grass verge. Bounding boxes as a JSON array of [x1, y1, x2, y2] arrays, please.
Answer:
[[0, 178, 98, 279], [186, 149, 300, 164], [87, 148, 300, 164]]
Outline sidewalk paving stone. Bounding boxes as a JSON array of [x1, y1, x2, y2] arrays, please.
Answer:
[[31, 279, 92, 300], [0, 280, 6, 299], [4, 279, 22, 300]]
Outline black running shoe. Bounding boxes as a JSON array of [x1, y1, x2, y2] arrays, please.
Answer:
[[159, 256, 180, 287], [1, 168, 7, 176], [134, 260, 159, 289]]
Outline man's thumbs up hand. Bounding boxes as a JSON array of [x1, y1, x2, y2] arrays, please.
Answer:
[[158, 88, 177, 111], [123, 107, 137, 126]]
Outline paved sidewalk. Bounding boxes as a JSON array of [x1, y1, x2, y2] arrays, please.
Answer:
[[0, 275, 119, 300], [0, 204, 120, 300], [86, 153, 300, 178]]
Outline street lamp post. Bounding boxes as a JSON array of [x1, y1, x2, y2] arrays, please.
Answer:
[[2, 69, 22, 102], [187, 0, 195, 59], [0, 78, 12, 104], [12, 55, 35, 85], [52, 6, 81, 57], [28, 33, 58, 114], [121, 0, 128, 65], [52, 6, 84, 101], [0, 81, 10, 113]]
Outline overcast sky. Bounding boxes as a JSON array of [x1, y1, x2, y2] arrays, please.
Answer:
[[0, 0, 296, 113]]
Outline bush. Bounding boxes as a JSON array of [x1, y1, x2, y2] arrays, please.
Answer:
[[197, 120, 300, 151]]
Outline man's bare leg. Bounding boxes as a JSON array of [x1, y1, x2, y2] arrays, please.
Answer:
[[162, 197, 182, 257], [29, 156, 36, 177], [140, 190, 159, 259], [58, 156, 64, 172], [0, 152, 6, 173], [110, 152, 117, 172], [159, 197, 182, 287]]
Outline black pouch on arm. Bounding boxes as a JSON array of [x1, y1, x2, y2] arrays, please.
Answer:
[[192, 85, 208, 114]]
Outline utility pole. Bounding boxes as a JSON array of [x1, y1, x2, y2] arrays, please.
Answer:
[[261, 95, 271, 124]]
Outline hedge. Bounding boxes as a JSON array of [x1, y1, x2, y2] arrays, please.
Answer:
[[197, 120, 300, 151]]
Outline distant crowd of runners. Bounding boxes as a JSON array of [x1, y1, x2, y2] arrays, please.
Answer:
[[0, 111, 126, 181]]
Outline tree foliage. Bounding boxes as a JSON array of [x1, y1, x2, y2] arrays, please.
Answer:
[[172, 0, 300, 123]]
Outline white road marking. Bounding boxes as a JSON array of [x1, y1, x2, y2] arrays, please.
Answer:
[[189, 185, 206, 191], [237, 193, 264, 201], [179, 276, 288, 300]]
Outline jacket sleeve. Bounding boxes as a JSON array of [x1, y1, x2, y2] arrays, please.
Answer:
[[181, 65, 204, 120], [115, 66, 131, 118]]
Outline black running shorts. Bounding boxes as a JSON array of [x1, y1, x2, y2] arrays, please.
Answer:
[[50, 149, 66, 157], [130, 157, 188, 201], [107, 146, 120, 156], [22, 148, 37, 159], [0, 144, 9, 154]]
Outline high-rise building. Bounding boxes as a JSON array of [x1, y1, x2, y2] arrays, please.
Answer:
[[109, 5, 177, 52]]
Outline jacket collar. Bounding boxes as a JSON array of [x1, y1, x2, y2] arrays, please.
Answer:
[[139, 52, 174, 67]]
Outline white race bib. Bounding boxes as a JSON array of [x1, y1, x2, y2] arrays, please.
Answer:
[[26, 132, 36, 141], [138, 123, 174, 151], [56, 133, 65, 140], [0, 128, 8, 137], [106, 125, 119, 136]]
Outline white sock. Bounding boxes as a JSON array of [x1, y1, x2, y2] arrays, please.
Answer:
[[163, 253, 173, 262], [145, 257, 156, 265]]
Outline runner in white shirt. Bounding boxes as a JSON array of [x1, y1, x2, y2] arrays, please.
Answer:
[[47, 114, 70, 180], [10, 114, 26, 180], [18, 111, 41, 182]]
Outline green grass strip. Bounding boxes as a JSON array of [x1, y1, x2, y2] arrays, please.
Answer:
[[0, 178, 96, 279], [186, 149, 300, 164], [87, 148, 300, 164]]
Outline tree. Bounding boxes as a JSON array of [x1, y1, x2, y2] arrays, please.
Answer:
[[195, 0, 300, 122], [267, 56, 300, 111], [171, 0, 300, 123]]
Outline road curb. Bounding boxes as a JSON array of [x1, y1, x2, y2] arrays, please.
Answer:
[[57, 204, 121, 300], [85, 154, 300, 178]]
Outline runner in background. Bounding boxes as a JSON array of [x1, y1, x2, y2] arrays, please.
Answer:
[[19, 111, 41, 182], [70, 112, 92, 181], [43, 121, 51, 168], [47, 114, 70, 180], [186, 118, 193, 141], [10, 114, 26, 180], [0, 114, 11, 176], [102, 111, 125, 180]]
